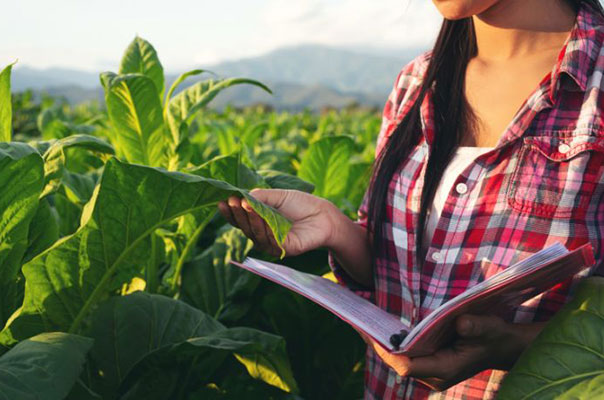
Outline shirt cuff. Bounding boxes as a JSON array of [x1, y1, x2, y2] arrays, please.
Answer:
[[327, 249, 375, 303]]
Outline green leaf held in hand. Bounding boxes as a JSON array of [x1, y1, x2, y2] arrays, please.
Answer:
[[0, 158, 291, 347]]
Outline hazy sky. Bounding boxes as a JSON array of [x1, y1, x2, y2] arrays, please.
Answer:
[[0, 0, 442, 72]]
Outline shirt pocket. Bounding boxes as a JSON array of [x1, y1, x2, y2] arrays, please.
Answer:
[[507, 135, 604, 219]]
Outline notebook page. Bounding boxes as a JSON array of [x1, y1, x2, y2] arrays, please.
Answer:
[[234, 258, 409, 350]]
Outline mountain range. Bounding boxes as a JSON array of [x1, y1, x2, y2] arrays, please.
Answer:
[[12, 44, 425, 110]]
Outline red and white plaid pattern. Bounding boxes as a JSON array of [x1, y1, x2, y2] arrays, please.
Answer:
[[329, 3, 604, 399]]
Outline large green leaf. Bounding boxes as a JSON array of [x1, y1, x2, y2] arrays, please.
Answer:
[[101, 72, 168, 167], [87, 292, 297, 399], [498, 277, 604, 399], [40, 119, 72, 140], [164, 69, 209, 109], [61, 170, 99, 205], [187, 378, 299, 400], [36, 107, 98, 141], [556, 374, 604, 400], [181, 227, 256, 322], [162, 154, 268, 293], [0, 332, 92, 400], [0, 63, 13, 142], [53, 191, 83, 237], [23, 198, 59, 263], [190, 154, 267, 190], [297, 136, 354, 201], [37, 106, 65, 137], [340, 161, 371, 217], [346, 162, 371, 207], [216, 126, 240, 155], [160, 208, 215, 295], [166, 78, 271, 146], [0, 143, 44, 327], [119, 36, 165, 99], [66, 380, 102, 400], [41, 134, 114, 198], [241, 121, 269, 149], [163, 154, 269, 293], [121, 327, 298, 399], [87, 291, 224, 398], [250, 279, 365, 400], [0, 158, 291, 347]]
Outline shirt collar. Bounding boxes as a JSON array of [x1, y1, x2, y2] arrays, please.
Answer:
[[550, 2, 604, 101]]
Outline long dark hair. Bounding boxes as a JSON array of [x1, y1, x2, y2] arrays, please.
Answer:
[[366, 0, 604, 269]]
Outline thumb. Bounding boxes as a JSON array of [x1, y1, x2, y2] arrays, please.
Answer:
[[456, 314, 503, 338], [249, 189, 289, 210]]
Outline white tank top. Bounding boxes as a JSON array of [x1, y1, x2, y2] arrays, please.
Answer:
[[422, 146, 495, 257]]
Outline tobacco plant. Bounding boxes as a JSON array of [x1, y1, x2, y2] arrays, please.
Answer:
[[0, 37, 380, 400], [0, 42, 299, 399]]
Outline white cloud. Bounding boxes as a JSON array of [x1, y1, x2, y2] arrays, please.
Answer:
[[256, 0, 442, 52], [189, 0, 442, 68], [0, 0, 443, 71], [263, 0, 323, 23]]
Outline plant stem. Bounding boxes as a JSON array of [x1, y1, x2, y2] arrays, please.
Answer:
[[68, 203, 218, 334], [169, 211, 216, 293], [146, 233, 159, 293]]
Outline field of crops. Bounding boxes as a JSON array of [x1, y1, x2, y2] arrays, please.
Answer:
[[0, 37, 382, 400], [1, 36, 603, 400]]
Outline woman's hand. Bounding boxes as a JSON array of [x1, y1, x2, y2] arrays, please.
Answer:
[[217, 189, 343, 258], [358, 314, 545, 391]]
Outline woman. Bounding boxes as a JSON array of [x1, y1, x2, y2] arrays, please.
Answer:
[[218, 0, 604, 398]]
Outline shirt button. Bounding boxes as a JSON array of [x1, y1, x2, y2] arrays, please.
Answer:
[[432, 251, 442, 262], [396, 375, 402, 384], [455, 182, 468, 194], [558, 143, 570, 154]]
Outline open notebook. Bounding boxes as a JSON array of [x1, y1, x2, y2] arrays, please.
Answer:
[[231, 242, 594, 357]]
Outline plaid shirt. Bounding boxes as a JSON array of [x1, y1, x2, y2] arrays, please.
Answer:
[[329, 3, 604, 399]]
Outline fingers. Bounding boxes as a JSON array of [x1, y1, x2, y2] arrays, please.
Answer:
[[249, 188, 288, 210], [242, 198, 280, 257], [406, 352, 453, 380], [406, 345, 489, 391], [364, 335, 411, 377], [226, 196, 254, 237], [456, 314, 505, 339], [395, 315, 509, 391], [217, 201, 236, 225], [218, 195, 281, 256]]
